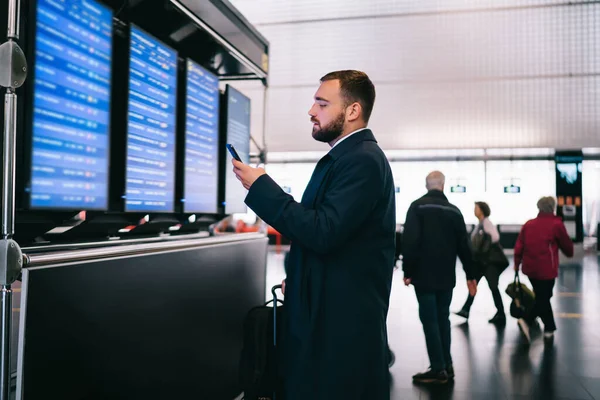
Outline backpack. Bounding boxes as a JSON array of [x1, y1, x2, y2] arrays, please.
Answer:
[[239, 286, 284, 400]]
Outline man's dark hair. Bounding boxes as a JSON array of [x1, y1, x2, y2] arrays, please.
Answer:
[[320, 70, 376, 123], [475, 202, 491, 218]]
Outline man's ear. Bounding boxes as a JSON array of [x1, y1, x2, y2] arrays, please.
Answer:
[[346, 102, 362, 122]]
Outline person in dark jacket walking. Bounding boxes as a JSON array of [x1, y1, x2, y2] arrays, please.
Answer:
[[455, 202, 508, 324], [514, 196, 573, 340], [402, 171, 477, 385], [232, 70, 396, 400]]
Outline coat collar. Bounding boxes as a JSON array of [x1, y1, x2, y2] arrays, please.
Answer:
[[537, 212, 556, 218], [326, 129, 377, 160], [425, 189, 448, 200]]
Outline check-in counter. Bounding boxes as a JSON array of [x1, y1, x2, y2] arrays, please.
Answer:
[[16, 233, 268, 400]]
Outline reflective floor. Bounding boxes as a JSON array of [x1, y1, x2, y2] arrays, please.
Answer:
[[266, 249, 600, 400]]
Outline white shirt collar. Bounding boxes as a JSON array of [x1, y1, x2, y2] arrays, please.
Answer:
[[331, 128, 368, 149]]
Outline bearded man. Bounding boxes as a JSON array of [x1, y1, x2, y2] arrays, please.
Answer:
[[232, 70, 396, 400]]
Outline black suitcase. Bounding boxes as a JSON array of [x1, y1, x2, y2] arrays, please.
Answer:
[[239, 285, 284, 400]]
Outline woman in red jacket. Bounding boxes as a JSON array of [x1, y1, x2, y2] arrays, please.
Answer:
[[513, 196, 574, 340]]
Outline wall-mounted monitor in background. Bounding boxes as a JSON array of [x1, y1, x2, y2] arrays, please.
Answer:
[[450, 185, 466, 193], [183, 60, 220, 213], [28, 0, 113, 210], [504, 185, 521, 194], [125, 25, 177, 212], [223, 85, 251, 214]]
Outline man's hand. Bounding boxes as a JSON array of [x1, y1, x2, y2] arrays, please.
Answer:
[[281, 279, 286, 295], [403, 277, 412, 286], [232, 159, 266, 190], [467, 280, 478, 296]]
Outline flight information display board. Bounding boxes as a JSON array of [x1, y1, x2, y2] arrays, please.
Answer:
[[30, 0, 113, 210], [183, 60, 220, 213], [125, 26, 177, 212], [224, 85, 251, 214]]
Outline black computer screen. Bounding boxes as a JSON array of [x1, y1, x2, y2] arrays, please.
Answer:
[[224, 85, 251, 214], [29, 0, 113, 210], [183, 60, 220, 213], [125, 25, 177, 212]]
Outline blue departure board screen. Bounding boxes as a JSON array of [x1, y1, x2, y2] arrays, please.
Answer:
[[125, 26, 177, 212], [224, 85, 251, 214], [184, 60, 220, 213], [30, 0, 113, 210]]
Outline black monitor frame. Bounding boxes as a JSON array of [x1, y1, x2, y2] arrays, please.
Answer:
[[218, 84, 251, 215], [175, 58, 221, 215], [109, 23, 179, 214], [18, 0, 115, 212]]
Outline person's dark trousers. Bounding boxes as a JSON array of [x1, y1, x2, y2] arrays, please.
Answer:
[[529, 278, 557, 332], [461, 267, 505, 314], [416, 289, 454, 371]]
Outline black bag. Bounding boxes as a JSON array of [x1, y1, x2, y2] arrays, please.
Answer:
[[488, 243, 510, 272], [472, 226, 509, 275], [506, 272, 535, 320], [239, 285, 284, 400]]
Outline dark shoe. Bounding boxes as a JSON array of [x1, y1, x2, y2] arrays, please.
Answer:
[[488, 312, 506, 324], [446, 365, 455, 380], [412, 368, 449, 385], [454, 309, 470, 320]]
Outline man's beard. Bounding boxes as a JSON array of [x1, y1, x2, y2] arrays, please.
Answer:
[[312, 112, 345, 143]]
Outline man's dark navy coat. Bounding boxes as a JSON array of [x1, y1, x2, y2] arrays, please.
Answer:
[[245, 129, 396, 400]]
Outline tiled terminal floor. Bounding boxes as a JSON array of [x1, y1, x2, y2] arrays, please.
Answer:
[[266, 250, 600, 400]]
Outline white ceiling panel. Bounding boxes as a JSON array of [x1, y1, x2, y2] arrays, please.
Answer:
[[257, 4, 599, 87], [260, 76, 599, 151], [231, 0, 585, 25], [227, 1, 600, 151]]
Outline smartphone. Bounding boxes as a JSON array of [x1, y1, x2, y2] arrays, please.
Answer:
[[226, 144, 242, 162]]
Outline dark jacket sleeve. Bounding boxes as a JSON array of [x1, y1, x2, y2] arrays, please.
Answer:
[[554, 220, 574, 257], [455, 211, 476, 280], [401, 203, 421, 279], [244, 153, 385, 255]]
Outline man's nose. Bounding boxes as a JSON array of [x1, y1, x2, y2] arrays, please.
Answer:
[[308, 104, 317, 117]]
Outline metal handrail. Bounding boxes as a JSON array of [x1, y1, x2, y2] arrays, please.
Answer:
[[23, 231, 211, 253], [24, 233, 266, 268]]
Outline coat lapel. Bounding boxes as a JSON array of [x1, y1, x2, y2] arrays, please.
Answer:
[[301, 155, 334, 208], [300, 129, 377, 208]]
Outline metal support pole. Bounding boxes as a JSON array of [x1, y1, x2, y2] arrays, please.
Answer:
[[261, 85, 268, 164], [0, 0, 26, 398], [7, 0, 20, 40], [2, 92, 17, 239], [0, 288, 11, 399]]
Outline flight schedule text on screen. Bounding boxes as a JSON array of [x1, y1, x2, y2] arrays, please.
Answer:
[[184, 60, 220, 213], [125, 26, 177, 212], [30, 0, 113, 209], [224, 86, 251, 214]]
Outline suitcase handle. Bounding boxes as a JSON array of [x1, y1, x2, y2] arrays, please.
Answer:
[[272, 284, 283, 302], [271, 284, 283, 348]]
